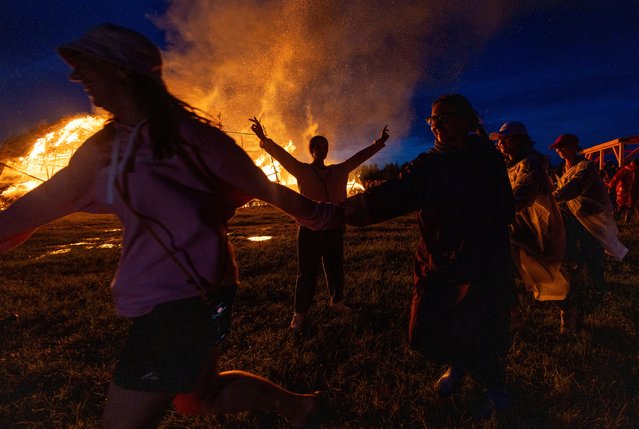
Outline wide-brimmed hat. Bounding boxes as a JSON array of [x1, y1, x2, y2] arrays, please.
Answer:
[[488, 122, 529, 141], [57, 23, 162, 82], [550, 133, 580, 150]]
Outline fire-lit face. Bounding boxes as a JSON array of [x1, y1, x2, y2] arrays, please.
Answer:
[[496, 136, 519, 158], [555, 145, 577, 161], [68, 55, 130, 112], [429, 101, 470, 145]]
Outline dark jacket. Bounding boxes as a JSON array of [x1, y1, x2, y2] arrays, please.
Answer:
[[345, 135, 514, 285], [345, 135, 515, 365]]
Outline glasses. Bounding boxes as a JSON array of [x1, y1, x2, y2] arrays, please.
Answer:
[[426, 113, 460, 125]]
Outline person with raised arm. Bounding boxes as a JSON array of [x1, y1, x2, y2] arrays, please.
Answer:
[[250, 117, 388, 331]]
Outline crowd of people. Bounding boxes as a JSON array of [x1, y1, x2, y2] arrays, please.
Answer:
[[0, 24, 633, 427]]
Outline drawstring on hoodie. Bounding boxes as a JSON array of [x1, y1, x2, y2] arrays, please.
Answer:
[[107, 119, 148, 204]]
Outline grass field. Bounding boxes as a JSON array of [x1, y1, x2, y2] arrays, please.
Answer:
[[0, 205, 637, 428]]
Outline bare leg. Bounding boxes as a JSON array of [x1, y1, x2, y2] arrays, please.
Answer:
[[180, 348, 319, 428], [202, 371, 318, 427], [102, 381, 175, 429]]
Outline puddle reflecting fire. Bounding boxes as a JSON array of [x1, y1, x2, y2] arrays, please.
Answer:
[[247, 236, 272, 242]]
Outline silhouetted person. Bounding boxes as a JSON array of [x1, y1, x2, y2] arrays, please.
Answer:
[[343, 94, 515, 418], [250, 117, 389, 331]]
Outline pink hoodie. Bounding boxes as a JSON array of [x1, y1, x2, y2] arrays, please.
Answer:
[[0, 117, 341, 316]]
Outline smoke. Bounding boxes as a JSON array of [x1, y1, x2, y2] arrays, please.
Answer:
[[156, 0, 522, 162]]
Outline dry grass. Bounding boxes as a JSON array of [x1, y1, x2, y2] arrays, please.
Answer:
[[0, 206, 637, 428]]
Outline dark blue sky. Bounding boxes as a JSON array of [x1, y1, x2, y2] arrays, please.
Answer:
[[1, 0, 638, 165]]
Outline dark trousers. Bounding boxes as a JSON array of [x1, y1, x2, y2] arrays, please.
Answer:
[[563, 210, 606, 311], [294, 226, 345, 313]]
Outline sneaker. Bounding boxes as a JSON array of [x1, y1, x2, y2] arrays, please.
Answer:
[[330, 300, 352, 315], [289, 312, 305, 332], [433, 365, 465, 397]]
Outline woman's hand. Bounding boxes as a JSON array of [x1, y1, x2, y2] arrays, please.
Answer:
[[377, 125, 390, 144], [249, 117, 267, 145]]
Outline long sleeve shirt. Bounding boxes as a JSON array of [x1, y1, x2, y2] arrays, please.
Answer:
[[344, 136, 514, 285], [260, 138, 385, 203], [0, 116, 341, 316]]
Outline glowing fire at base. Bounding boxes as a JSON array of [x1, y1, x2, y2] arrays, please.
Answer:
[[0, 114, 106, 206], [247, 236, 272, 242], [0, 114, 365, 208]]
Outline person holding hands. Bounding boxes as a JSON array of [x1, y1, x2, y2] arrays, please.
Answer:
[[250, 117, 389, 331]]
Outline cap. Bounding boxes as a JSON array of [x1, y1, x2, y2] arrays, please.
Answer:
[[57, 23, 162, 82], [550, 134, 580, 150], [488, 122, 529, 141]]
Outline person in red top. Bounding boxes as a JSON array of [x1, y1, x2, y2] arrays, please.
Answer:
[[250, 117, 389, 331], [608, 158, 639, 223]]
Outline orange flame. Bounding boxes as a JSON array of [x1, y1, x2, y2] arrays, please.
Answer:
[[1, 114, 363, 207], [0, 114, 106, 206]]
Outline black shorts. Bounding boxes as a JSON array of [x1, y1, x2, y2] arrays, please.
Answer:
[[112, 285, 236, 393]]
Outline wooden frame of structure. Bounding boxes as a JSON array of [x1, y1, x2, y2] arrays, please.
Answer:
[[581, 136, 639, 169]]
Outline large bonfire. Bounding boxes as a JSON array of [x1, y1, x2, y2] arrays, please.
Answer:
[[0, 114, 364, 209]]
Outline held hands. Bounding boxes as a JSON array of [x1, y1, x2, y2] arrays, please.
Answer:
[[376, 125, 390, 145], [249, 117, 267, 147]]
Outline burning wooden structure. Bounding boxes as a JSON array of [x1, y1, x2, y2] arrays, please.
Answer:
[[0, 114, 364, 208]]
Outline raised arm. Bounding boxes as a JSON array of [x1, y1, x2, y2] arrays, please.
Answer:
[[249, 117, 305, 176], [196, 124, 342, 230], [342, 125, 389, 172]]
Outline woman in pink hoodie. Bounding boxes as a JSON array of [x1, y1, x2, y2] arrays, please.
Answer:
[[0, 24, 340, 429]]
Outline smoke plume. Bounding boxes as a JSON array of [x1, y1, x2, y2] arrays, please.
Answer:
[[157, 0, 521, 162]]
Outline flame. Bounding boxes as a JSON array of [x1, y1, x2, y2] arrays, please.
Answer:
[[0, 114, 106, 207], [253, 140, 299, 188], [1, 114, 364, 206], [247, 236, 272, 242]]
